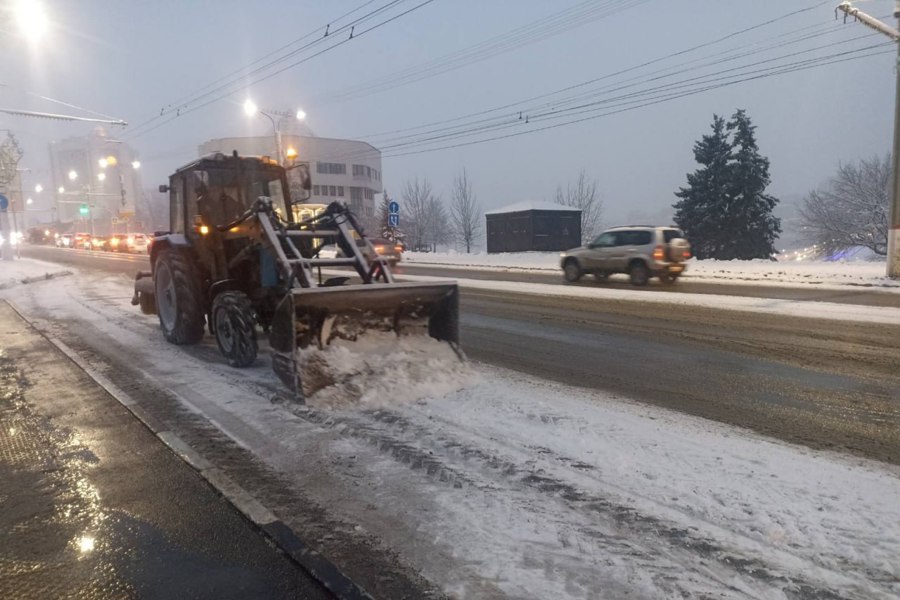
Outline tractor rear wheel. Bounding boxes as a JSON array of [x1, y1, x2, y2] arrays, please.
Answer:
[[212, 291, 258, 368], [138, 291, 157, 315], [155, 250, 205, 345]]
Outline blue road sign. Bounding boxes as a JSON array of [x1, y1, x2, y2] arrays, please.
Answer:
[[388, 200, 400, 214], [0, 194, 7, 211], [388, 213, 399, 228]]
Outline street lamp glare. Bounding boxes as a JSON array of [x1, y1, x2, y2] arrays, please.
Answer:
[[68, 170, 77, 181], [98, 157, 108, 169], [26, 198, 33, 205], [34, 184, 43, 193], [296, 109, 307, 121], [97, 173, 106, 182], [58, 186, 65, 193], [243, 99, 258, 117], [14, 0, 49, 42], [131, 160, 141, 170]]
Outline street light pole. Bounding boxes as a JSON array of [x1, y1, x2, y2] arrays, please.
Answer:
[[837, 2, 900, 276], [243, 99, 305, 166]]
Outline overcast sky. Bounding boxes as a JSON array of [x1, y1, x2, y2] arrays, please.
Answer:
[[1, 0, 895, 235]]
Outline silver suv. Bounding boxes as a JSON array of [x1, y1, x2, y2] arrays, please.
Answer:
[[560, 226, 691, 285]]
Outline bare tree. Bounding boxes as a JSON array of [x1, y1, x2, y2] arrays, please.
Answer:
[[401, 178, 434, 251], [798, 155, 890, 256], [426, 196, 450, 252], [555, 170, 603, 243], [449, 169, 482, 253]]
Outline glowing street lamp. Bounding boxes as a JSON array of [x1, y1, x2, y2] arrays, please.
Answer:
[[242, 98, 306, 165], [34, 183, 43, 193], [57, 186, 64, 193], [14, 0, 49, 42], [26, 197, 33, 205], [98, 157, 108, 169], [97, 172, 106, 182], [68, 170, 77, 181]]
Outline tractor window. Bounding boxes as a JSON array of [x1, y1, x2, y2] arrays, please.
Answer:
[[171, 177, 185, 233], [198, 169, 243, 227], [246, 174, 288, 220]]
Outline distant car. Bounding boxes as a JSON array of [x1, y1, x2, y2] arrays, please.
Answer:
[[89, 235, 109, 251], [333, 237, 403, 265], [127, 233, 150, 254], [57, 233, 73, 248], [73, 233, 92, 250], [560, 226, 691, 286], [108, 234, 127, 252], [362, 237, 403, 265]]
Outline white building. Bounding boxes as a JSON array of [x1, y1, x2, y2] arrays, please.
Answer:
[[49, 127, 142, 233], [198, 133, 382, 219]]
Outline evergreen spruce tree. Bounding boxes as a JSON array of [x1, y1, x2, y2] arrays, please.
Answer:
[[726, 109, 780, 259], [673, 115, 732, 259], [674, 111, 781, 260]]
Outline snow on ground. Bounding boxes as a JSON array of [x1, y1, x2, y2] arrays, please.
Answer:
[[3, 258, 900, 599], [404, 251, 899, 289]]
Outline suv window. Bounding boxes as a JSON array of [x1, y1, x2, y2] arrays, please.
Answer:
[[591, 232, 617, 247], [663, 229, 684, 242], [618, 230, 652, 246]]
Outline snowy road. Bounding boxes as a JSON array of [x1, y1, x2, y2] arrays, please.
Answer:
[[3, 255, 900, 599]]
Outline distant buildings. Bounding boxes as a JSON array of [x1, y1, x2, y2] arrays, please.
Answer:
[[198, 132, 382, 219], [48, 127, 142, 233]]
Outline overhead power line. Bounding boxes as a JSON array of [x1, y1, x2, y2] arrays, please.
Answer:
[[307, 0, 652, 106], [123, 0, 437, 142]]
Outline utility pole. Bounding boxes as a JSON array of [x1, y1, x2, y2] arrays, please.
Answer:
[[837, 2, 900, 277]]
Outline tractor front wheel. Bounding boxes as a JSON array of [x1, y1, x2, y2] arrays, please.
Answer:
[[212, 291, 258, 368], [155, 250, 205, 345]]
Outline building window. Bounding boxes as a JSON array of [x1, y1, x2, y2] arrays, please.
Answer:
[[337, 186, 344, 197], [350, 187, 362, 201], [313, 185, 320, 195], [329, 185, 336, 197], [364, 188, 374, 201], [316, 162, 346, 175], [352, 164, 365, 177]]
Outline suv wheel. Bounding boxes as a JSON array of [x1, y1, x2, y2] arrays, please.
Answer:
[[629, 261, 650, 286], [563, 259, 582, 282]]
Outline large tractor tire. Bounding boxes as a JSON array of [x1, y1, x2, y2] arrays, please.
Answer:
[[154, 249, 205, 345], [212, 291, 258, 368], [138, 291, 157, 315]]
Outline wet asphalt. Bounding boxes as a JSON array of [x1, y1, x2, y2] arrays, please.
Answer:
[[0, 302, 333, 600], [18, 245, 900, 466]]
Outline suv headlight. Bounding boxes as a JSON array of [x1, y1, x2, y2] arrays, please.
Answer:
[[559, 251, 567, 258]]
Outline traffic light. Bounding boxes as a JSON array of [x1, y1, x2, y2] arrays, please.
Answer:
[[79, 204, 89, 216]]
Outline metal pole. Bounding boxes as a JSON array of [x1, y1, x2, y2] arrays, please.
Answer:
[[889, 1, 900, 277]]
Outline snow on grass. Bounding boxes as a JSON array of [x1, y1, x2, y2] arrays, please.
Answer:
[[404, 251, 898, 289]]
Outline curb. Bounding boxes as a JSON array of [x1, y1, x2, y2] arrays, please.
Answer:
[[5, 300, 374, 600]]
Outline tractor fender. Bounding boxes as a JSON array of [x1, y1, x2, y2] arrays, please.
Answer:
[[208, 279, 251, 306], [149, 233, 191, 270]]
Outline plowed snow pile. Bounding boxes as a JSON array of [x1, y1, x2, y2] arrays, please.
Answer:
[[298, 332, 474, 408]]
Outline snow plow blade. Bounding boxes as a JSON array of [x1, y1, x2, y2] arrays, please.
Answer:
[[269, 281, 460, 399]]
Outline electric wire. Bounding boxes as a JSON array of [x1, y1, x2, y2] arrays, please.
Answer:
[[123, 0, 436, 142]]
